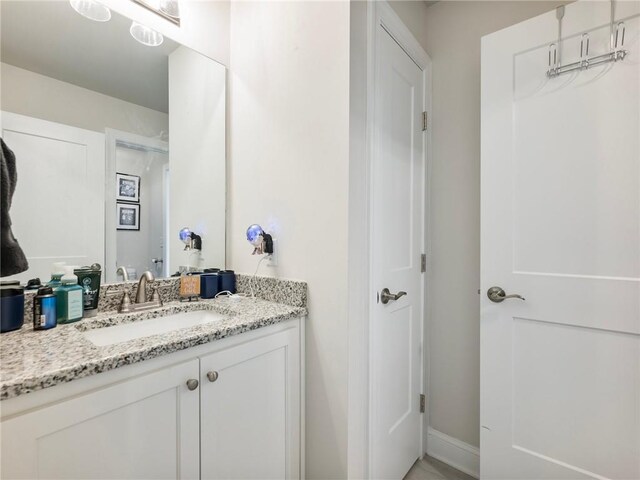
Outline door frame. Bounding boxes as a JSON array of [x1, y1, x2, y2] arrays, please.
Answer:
[[104, 128, 169, 283], [347, 2, 432, 477]]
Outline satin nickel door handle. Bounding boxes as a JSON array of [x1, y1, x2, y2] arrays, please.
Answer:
[[380, 288, 407, 305], [206, 371, 219, 382], [487, 286, 525, 303]]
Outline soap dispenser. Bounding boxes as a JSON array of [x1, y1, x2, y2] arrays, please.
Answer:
[[56, 267, 83, 324], [48, 262, 66, 289]]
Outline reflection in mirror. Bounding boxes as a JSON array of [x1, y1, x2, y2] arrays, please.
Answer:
[[0, 0, 226, 284]]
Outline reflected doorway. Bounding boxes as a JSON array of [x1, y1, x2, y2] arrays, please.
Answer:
[[106, 129, 169, 283]]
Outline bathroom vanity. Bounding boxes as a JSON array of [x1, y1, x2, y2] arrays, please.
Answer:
[[0, 2, 308, 478], [0, 290, 306, 479]]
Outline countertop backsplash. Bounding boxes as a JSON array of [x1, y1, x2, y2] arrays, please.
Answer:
[[22, 273, 307, 323]]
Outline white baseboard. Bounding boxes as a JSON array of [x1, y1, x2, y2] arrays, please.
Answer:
[[426, 427, 480, 479]]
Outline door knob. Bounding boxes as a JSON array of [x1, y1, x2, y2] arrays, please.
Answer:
[[380, 288, 407, 305], [487, 286, 525, 303], [186, 379, 199, 390], [206, 371, 219, 382]]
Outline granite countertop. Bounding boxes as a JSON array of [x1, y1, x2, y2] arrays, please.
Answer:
[[0, 296, 306, 401]]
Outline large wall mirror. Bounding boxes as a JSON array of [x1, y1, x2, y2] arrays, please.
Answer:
[[1, 1, 226, 284]]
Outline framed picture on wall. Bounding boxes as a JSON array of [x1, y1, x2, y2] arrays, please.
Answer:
[[116, 202, 140, 231], [116, 173, 140, 203]]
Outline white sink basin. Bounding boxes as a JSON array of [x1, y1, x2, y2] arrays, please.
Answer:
[[82, 310, 226, 347]]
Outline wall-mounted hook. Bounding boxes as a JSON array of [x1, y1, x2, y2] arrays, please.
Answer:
[[580, 33, 590, 69], [548, 43, 558, 76], [615, 21, 626, 52]]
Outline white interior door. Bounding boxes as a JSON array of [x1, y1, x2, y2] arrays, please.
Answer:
[[371, 24, 425, 480], [1, 111, 104, 282], [481, 2, 640, 479]]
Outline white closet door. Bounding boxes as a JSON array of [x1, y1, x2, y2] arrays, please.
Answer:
[[1, 111, 105, 281], [481, 1, 640, 479], [370, 21, 425, 480]]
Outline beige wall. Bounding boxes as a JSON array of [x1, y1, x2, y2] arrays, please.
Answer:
[[0, 63, 168, 138], [227, 2, 350, 478], [390, 0, 570, 448]]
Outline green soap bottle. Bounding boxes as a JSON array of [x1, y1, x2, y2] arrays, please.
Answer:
[[56, 267, 83, 324]]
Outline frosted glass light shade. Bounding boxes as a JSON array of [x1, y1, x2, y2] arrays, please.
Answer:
[[69, 0, 111, 22], [130, 21, 164, 47]]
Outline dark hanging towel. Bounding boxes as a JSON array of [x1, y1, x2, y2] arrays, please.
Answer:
[[1, 138, 29, 277]]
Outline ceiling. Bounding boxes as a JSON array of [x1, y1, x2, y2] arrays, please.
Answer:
[[1, 1, 179, 113]]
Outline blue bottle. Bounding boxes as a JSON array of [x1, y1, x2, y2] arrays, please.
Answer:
[[33, 286, 57, 330]]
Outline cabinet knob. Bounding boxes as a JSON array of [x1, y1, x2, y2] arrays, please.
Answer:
[[206, 371, 219, 382], [186, 379, 199, 391]]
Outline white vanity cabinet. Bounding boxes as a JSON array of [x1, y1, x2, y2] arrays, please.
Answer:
[[1, 359, 201, 479], [0, 318, 303, 480], [200, 326, 300, 480]]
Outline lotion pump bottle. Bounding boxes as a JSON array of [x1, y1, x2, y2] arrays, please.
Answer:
[[48, 262, 66, 289], [56, 267, 83, 324]]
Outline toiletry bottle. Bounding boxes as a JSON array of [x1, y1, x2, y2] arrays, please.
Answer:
[[34, 286, 57, 330], [0, 281, 24, 333], [48, 262, 66, 289], [56, 267, 83, 324], [74, 263, 101, 317]]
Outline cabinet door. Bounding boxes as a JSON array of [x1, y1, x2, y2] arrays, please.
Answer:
[[1, 359, 200, 479], [200, 327, 301, 480]]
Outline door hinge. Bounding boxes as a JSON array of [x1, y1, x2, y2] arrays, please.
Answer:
[[422, 111, 428, 131], [420, 394, 426, 413], [421, 253, 427, 273]]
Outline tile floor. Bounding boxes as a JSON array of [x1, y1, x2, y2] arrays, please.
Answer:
[[403, 455, 476, 480]]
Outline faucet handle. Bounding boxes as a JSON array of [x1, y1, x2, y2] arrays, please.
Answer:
[[119, 291, 133, 313], [151, 287, 163, 307]]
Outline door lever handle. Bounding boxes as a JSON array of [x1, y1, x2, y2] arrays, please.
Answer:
[[487, 286, 525, 303], [380, 288, 407, 305]]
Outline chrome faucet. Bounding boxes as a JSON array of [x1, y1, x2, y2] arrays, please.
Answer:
[[119, 271, 163, 313]]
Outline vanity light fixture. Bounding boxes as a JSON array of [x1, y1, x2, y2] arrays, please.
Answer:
[[69, 0, 111, 22], [130, 21, 164, 47], [131, 0, 180, 25]]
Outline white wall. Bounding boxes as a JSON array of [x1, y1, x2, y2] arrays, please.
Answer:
[[390, 0, 572, 449], [100, 0, 230, 67], [0, 63, 168, 138], [227, 2, 350, 477], [169, 47, 226, 273]]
